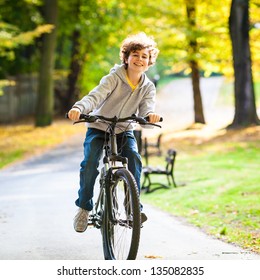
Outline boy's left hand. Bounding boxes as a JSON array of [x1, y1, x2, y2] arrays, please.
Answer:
[[148, 113, 161, 123]]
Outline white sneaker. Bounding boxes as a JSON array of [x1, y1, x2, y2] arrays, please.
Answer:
[[73, 208, 89, 233]]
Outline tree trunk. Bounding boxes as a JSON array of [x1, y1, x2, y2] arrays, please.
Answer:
[[64, 29, 81, 113], [186, 0, 205, 124], [190, 60, 205, 123], [35, 0, 58, 127], [228, 0, 259, 127]]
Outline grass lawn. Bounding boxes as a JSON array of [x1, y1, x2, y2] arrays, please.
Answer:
[[141, 125, 260, 254]]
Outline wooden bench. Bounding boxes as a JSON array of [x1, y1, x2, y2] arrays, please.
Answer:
[[143, 134, 163, 165], [141, 149, 177, 193]]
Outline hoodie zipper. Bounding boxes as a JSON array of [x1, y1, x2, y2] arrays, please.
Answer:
[[118, 89, 135, 118]]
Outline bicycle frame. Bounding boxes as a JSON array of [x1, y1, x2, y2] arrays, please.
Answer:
[[89, 118, 130, 228], [94, 122, 131, 228]]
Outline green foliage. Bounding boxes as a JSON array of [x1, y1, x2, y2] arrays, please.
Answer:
[[0, 22, 54, 58], [250, 0, 260, 80], [1, 0, 259, 78], [0, 0, 51, 77], [57, 0, 149, 93], [1, 0, 259, 121], [1, 0, 259, 88], [136, 0, 233, 76]]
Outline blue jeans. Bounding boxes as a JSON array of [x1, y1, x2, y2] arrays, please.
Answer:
[[75, 128, 142, 211]]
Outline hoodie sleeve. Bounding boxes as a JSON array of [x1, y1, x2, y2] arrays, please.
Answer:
[[73, 73, 118, 113], [138, 82, 156, 117]]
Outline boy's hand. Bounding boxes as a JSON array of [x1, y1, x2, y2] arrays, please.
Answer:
[[147, 113, 161, 123], [68, 108, 81, 121]]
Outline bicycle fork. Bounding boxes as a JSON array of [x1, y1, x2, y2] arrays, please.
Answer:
[[88, 163, 109, 228]]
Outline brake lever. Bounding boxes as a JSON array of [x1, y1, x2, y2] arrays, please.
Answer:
[[73, 120, 87, 124], [143, 116, 162, 127], [152, 123, 162, 128], [138, 118, 162, 128], [144, 116, 163, 122], [73, 115, 97, 124]]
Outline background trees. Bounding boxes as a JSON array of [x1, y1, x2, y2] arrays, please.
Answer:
[[56, 0, 121, 113], [229, 0, 259, 127], [0, 0, 259, 128], [0, 0, 53, 76]]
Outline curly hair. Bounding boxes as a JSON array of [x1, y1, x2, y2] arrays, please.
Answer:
[[119, 32, 159, 68]]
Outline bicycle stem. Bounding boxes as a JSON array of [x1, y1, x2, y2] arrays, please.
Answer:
[[109, 123, 118, 156]]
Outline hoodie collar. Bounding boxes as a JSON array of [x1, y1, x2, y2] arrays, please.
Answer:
[[111, 64, 149, 88]]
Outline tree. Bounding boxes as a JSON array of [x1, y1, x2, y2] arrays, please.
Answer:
[[35, 0, 58, 126], [2, 0, 259, 127], [61, 0, 82, 113], [185, 0, 205, 124], [137, 0, 232, 125], [229, 0, 259, 127], [0, 0, 53, 77], [56, 0, 137, 113], [0, 22, 53, 60]]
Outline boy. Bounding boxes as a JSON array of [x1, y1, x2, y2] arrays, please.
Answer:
[[68, 32, 161, 232]]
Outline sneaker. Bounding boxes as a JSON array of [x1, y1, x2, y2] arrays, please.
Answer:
[[141, 212, 148, 224], [126, 213, 148, 228], [73, 208, 89, 233]]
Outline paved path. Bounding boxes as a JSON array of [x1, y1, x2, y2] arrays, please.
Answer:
[[0, 77, 259, 260], [142, 76, 234, 139]]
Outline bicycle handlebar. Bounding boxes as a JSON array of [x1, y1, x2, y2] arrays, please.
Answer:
[[65, 113, 163, 127]]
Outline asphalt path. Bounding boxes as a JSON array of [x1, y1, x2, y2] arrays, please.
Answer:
[[0, 77, 259, 260]]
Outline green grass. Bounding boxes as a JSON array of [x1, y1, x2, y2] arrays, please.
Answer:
[[0, 150, 24, 169], [141, 139, 260, 253]]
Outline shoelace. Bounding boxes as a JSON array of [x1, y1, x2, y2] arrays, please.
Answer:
[[76, 210, 88, 221]]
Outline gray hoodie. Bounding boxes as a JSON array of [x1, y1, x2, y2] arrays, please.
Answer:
[[73, 64, 156, 133]]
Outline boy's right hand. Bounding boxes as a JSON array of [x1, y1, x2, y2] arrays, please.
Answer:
[[68, 108, 81, 121]]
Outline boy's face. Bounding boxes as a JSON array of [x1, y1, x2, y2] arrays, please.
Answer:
[[126, 49, 150, 73]]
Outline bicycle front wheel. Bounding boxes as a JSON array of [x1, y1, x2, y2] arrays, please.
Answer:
[[103, 168, 141, 260]]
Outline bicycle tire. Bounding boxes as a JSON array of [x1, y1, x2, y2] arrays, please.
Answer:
[[102, 168, 141, 260]]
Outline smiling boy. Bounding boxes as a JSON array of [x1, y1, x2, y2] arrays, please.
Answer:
[[68, 32, 160, 233]]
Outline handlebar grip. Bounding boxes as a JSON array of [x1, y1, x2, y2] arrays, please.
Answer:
[[144, 116, 163, 122], [80, 114, 85, 119], [65, 112, 88, 120]]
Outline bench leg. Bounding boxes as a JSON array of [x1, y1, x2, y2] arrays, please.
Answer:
[[170, 174, 177, 188], [141, 174, 151, 193]]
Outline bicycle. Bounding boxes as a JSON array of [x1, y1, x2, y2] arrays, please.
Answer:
[[67, 113, 162, 260]]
